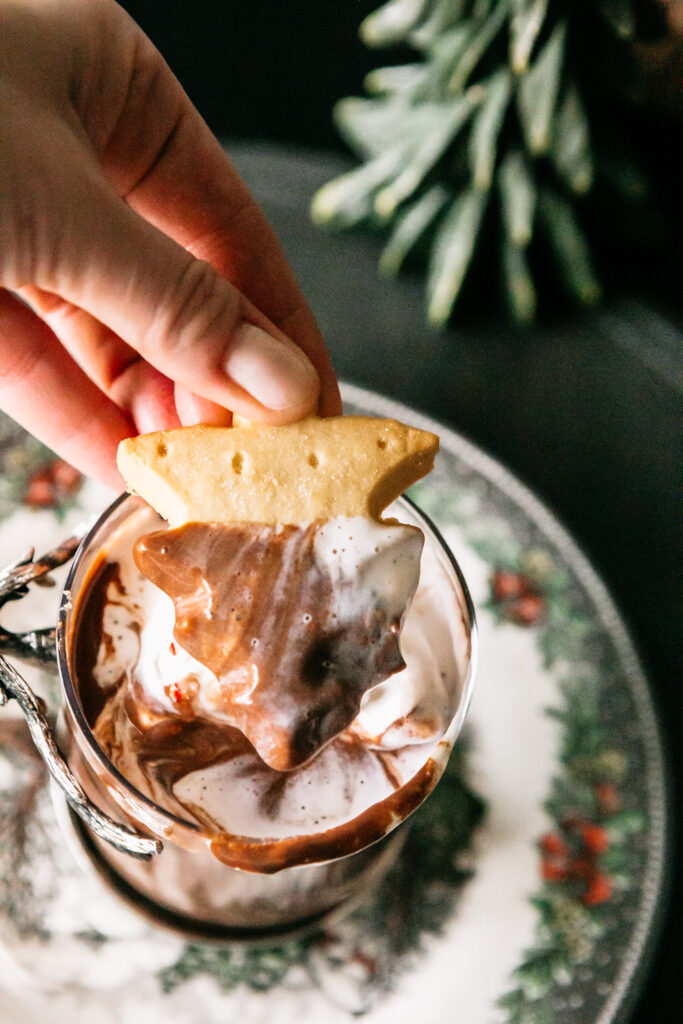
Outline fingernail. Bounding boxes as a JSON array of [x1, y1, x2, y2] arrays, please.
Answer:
[[225, 323, 319, 410], [174, 383, 232, 427]]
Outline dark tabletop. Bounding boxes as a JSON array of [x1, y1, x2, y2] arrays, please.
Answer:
[[228, 141, 681, 1024]]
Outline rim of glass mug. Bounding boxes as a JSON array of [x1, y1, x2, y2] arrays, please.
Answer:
[[56, 491, 478, 866]]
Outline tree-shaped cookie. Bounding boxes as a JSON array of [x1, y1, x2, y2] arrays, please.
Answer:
[[118, 417, 439, 771]]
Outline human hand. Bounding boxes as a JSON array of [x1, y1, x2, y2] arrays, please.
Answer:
[[0, 0, 341, 489]]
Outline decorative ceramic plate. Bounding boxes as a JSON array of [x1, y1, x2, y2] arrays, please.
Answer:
[[0, 385, 667, 1024]]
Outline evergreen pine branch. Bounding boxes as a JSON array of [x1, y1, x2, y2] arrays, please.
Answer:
[[313, 0, 640, 325]]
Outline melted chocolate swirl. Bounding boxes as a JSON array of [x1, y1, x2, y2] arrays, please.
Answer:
[[134, 522, 409, 770]]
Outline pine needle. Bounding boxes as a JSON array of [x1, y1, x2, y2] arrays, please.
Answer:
[[361, 0, 430, 48], [311, 145, 408, 226], [501, 237, 537, 323], [517, 20, 567, 155], [364, 64, 425, 97], [410, 0, 468, 48], [498, 150, 536, 247], [551, 84, 594, 194], [510, 0, 549, 74], [379, 184, 451, 275], [538, 187, 602, 305], [427, 190, 487, 325], [469, 68, 513, 191], [448, 0, 510, 94]]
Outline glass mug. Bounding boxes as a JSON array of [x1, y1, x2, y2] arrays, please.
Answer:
[[7, 492, 477, 941]]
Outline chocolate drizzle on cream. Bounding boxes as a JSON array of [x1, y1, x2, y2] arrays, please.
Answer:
[[133, 520, 422, 770], [73, 561, 132, 725]]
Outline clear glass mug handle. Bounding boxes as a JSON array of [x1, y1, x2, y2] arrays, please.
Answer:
[[0, 534, 161, 861]]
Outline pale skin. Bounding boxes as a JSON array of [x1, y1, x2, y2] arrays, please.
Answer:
[[0, 0, 341, 490]]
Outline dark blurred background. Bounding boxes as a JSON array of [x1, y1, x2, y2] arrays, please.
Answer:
[[120, 3, 680, 1022], [122, 1, 382, 147]]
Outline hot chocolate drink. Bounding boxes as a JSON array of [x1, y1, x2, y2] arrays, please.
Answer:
[[57, 418, 474, 933], [72, 503, 465, 875]]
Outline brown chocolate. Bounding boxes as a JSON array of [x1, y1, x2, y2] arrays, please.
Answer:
[[209, 754, 439, 873], [70, 540, 443, 875], [73, 560, 134, 725], [133, 522, 406, 770]]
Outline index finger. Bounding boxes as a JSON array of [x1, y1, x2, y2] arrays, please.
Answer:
[[95, 27, 341, 416]]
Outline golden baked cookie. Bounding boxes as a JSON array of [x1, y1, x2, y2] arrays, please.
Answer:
[[117, 417, 439, 526]]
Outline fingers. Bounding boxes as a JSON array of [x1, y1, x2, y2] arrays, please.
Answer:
[[19, 285, 181, 434], [19, 284, 231, 450], [173, 384, 233, 428], [109, 358, 181, 436], [1, 0, 341, 455], [92, 23, 341, 416], [0, 289, 133, 489], [121, 132, 342, 415], [11, 115, 323, 424]]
